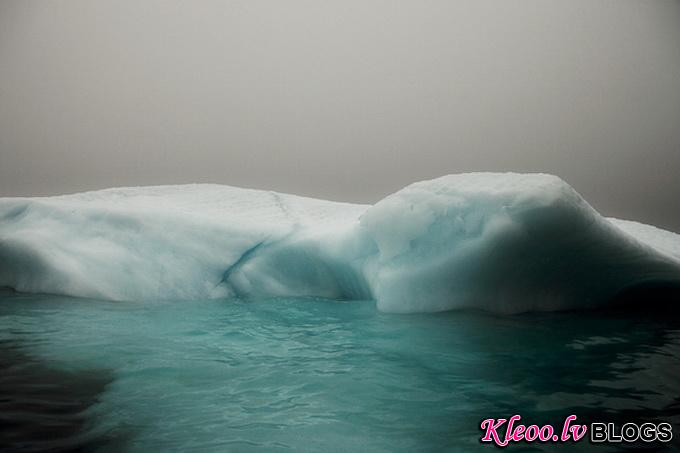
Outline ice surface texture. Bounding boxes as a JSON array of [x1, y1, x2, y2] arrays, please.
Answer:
[[1, 173, 679, 313]]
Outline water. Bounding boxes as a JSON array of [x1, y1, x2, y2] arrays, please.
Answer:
[[1, 290, 679, 452]]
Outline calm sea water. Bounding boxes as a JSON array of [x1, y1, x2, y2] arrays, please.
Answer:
[[0, 290, 678, 452]]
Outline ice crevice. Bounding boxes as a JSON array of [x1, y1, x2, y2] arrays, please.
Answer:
[[219, 239, 269, 297]]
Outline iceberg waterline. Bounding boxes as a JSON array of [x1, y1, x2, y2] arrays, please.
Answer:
[[1, 173, 679, 313]]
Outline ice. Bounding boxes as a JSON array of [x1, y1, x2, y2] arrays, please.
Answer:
[[1, 174, 679, 313], [359, 173, 680, 312], [0, 184, 367, 301]]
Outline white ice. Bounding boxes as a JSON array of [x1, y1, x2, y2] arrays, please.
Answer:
[[1, 173, 679, 313]]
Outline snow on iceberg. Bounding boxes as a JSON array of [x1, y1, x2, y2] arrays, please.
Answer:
[[1, 173, 679, 314]]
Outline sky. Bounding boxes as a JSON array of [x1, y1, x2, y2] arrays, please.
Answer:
[[1, 0, 679, 230]]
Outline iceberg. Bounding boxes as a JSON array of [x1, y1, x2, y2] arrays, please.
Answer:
[[1, 173, 679, 314]]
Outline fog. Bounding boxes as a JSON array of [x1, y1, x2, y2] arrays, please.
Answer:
[[1, 0, 679, 230]]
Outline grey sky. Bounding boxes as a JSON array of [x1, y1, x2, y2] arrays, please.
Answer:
[[1, 0, 679, 230]]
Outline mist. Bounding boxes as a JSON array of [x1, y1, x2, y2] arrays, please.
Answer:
[[1, 0, 679, 230]]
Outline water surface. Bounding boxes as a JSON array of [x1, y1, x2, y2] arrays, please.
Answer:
[[1, 290, 678, 452]]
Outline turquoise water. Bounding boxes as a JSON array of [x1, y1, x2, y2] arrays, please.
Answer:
[[1, 290, 679, 452]]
